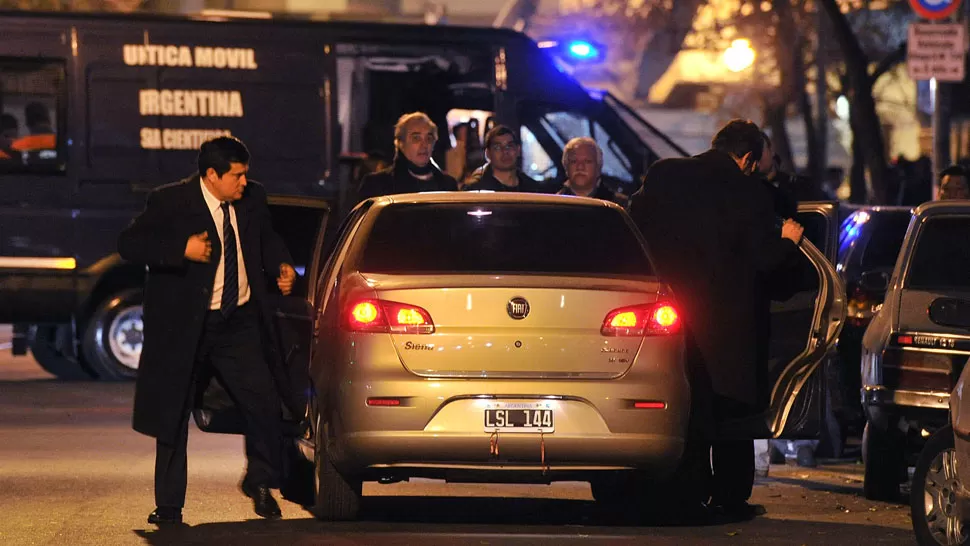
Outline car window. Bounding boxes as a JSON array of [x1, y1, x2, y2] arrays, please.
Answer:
[[539, 111, 634, 183], [0, 59, 65, 174], [316, 202, 370, 304], [795, 210, 828, 253], [838, 210, 911, 277], [907, 216, 970, 291], [859, 213, 911, 272], [358, 203, 653, 276], [520, 125, 557, 182]]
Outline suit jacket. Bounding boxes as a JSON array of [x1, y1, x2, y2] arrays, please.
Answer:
[[118, 175, 293, 444], [628, 150, 798, 407]]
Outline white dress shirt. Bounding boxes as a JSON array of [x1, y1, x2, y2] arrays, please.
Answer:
[[200, 179, 250, 310]]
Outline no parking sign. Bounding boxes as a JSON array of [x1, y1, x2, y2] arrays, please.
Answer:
[[908, 0, 964, 20]]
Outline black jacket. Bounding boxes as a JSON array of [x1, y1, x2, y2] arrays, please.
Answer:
[[358, 159, 458, 202], [628, 150, 798, 407], [118, 176, 293, 444], [557, 181, 629, 207], [461, 164, 542, 192]]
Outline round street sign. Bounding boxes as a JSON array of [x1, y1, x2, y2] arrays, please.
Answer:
[[909, 0, 964, 20]]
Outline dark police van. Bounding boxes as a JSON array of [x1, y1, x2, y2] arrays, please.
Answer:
[[0, 9, 681, 380]]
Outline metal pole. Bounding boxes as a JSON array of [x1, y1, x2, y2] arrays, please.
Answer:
[[932, 79, 953, 199], [931, 0, 968, 199]]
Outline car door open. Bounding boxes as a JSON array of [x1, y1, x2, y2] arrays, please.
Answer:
[[766, 202, 846, 438], [716, 202, 846, 441], [192, 196, 329, 437]]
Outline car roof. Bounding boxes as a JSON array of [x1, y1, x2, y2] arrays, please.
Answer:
[[913, 199, 970, 218], [841, 204, 914, 215], [367, 192, 625, 210]]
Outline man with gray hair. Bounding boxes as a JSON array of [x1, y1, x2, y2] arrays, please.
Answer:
[[358, 111, 458, 201], [556, 137, 626, 205]]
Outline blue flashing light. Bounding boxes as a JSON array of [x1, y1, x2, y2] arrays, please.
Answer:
[[838, 210, 872, 255], [540, 38, 605, 64], [568, 40, 597, 59]]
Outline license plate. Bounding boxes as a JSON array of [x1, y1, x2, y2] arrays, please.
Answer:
[[483, 402, 554, 433]]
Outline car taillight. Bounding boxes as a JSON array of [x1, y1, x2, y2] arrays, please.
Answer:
[[601, 303, 681, 336], [344, 299, 435, 334]]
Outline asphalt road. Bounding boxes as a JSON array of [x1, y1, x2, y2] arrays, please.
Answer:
[[0, 326, 917, 545]]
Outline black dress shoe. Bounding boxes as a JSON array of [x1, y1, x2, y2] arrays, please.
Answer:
[[241, 483, 282, 519], [147, 507, 183, 525]]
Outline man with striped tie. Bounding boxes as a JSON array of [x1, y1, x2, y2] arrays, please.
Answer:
[[119, 136, 297, 525]]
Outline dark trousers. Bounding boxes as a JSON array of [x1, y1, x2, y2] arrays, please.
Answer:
[[681, 332, 757, 507], [154, 303, 282, 508]]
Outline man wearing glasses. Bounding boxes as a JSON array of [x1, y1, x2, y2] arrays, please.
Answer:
[[461, 125, 541, 193]]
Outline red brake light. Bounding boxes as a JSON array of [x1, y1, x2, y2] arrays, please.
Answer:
[[602, 303, 681, 336], [344, 299, 435, 334], [633, 401, 667, 409], [366, 398, 403, 407]]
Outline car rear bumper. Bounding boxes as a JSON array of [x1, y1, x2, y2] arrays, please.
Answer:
[[332, 430, 685, 480], [318, 333, 690, 482], [862, 386, 949, 430]]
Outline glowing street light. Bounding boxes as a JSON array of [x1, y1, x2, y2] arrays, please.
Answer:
[[723, 38, 755, 72]]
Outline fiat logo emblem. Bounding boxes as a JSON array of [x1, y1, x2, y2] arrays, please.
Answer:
[[507, 297, 530, 320]]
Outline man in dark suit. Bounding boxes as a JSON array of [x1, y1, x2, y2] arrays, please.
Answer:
[[357, 111, 458, 201], [628, 119, 804, 518], [119, 136, 297, 525]]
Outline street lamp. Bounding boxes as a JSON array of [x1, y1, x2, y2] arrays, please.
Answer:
[[723, 38, 755, 72]]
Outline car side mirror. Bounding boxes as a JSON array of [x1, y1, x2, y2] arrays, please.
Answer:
[[859, 271, 889, 293]]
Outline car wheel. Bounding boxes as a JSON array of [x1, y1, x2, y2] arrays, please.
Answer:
[[863, 420, 905, 502], [911, 426, 969, 545], [29, 324, 95, 380], [280, 435, 316, 508], [311, 413, 362, 521], [82, 289, 144, 381]]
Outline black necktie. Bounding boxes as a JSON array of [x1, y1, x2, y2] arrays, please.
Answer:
[[220, 201, 238, 317]]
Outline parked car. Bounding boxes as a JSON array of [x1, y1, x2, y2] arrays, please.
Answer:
[[834, 206, 914, 436], [862, 201, 970, 502], [194, 192, 846, 521], [911, 355, 970, 546]]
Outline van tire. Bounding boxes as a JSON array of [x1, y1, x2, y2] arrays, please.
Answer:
[[311, 414, 362, 521], [29, 325, 94, 380], [82, 289, 144, 381], [863, 420, 904, 502]]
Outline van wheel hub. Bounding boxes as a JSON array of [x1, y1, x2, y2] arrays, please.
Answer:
[[107, 305, 144, 370]]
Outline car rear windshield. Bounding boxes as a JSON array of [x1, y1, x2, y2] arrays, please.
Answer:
[[358, 203, 654, 276], [860, 212, 912, 272], [907, 216, 970, 291]]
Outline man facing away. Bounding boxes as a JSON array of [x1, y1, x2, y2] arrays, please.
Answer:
[[118, 136, 298, 525], [628, 119, 804, 519]]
